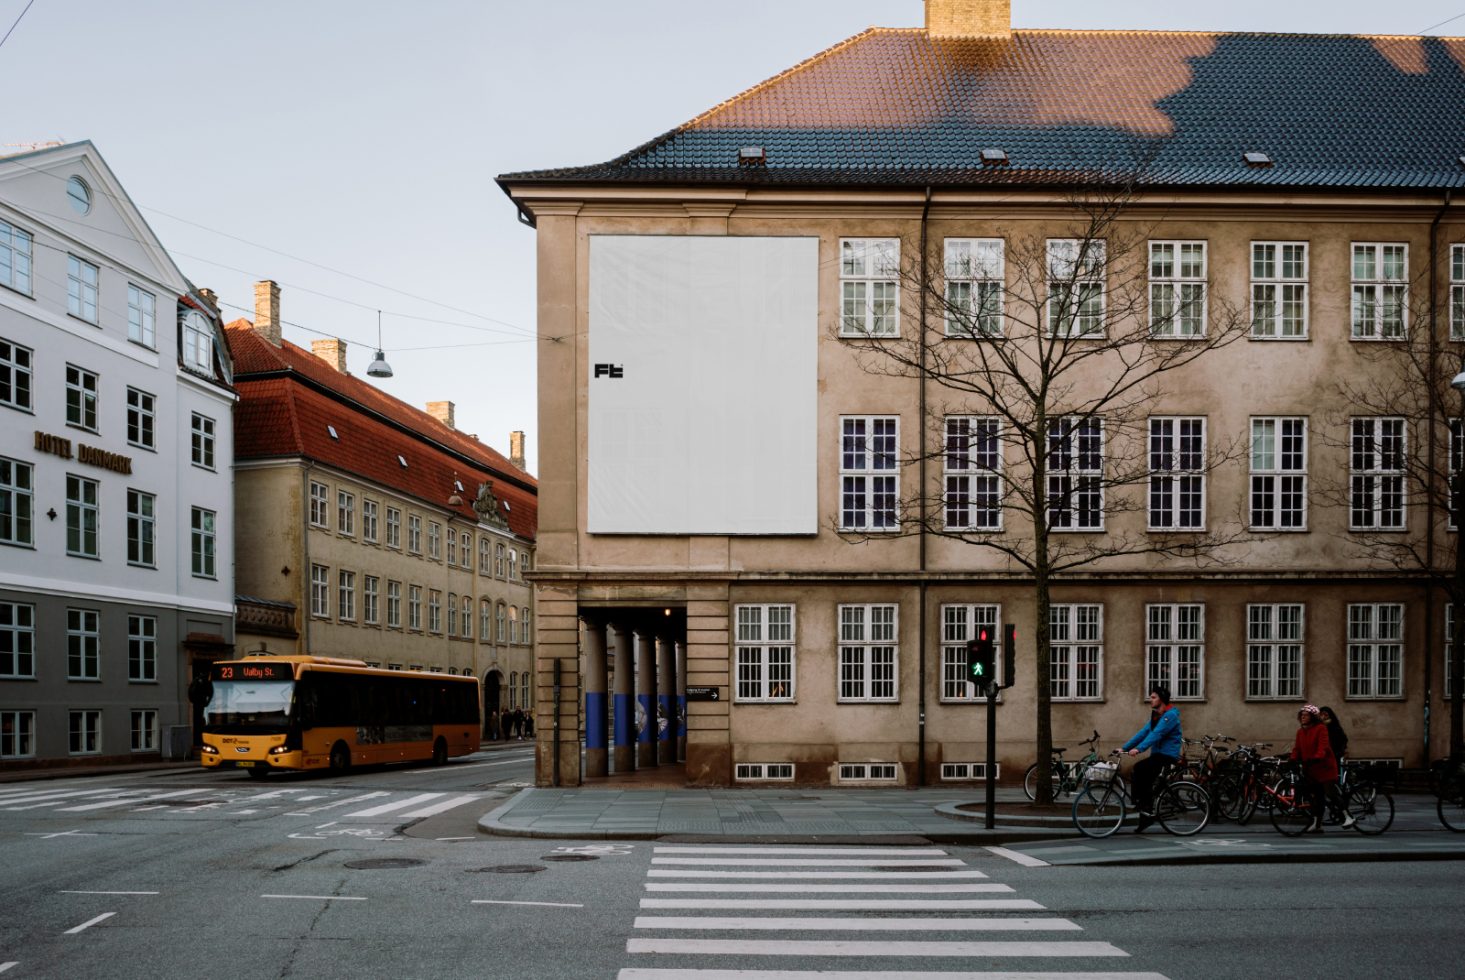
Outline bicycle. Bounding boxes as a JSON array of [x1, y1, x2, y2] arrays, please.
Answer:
[[1210, 742, 1283, 824], [1439, 763, 1465, 832], [1023, 731, 1125, 801], [1266, 762, 1394, 836], [1071, 750, 1210, 839]]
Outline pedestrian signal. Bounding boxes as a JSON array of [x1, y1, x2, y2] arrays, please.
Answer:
[[966, 630, 995, 689]]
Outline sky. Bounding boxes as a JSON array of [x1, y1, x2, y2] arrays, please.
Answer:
[[2, 0, 1462, 476]]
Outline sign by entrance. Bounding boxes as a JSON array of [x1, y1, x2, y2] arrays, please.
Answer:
[[685, 686, 720, 702]]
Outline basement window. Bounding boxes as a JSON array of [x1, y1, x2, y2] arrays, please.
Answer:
[[940, 762, 1002, 781], [837, 762, 897, 782], [1243, 151, 1273, 167], [734, 763, 795, 782]]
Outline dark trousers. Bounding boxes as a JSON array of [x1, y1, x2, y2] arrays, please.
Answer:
[[1132, 754, 1175, 814], [1303, 776, 1329, 825]]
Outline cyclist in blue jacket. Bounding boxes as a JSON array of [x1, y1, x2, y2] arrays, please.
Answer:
[[1123, 685, 1182, 832]]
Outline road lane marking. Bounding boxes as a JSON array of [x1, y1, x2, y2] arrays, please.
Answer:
[[0, 962, 15, 973], [653, 847, 950, 856], [64, 913, 115, 935], [285, 791, 389, 816], [624, 939, 1126, 958], [471, 900, 585, 908], [261, 895, 367, 901], [643, 883, 1013, 894], [23, 830, 97, 839], [436, 756, 535, 771], [632, 917, 1082, 932], [617, 972, 1170, 980], [58, 790, 197, 812], [60, 891, 158, 896], [342, 793, 444, 818], [638, 899, 1045, 911], [650, 858, 964, 867], [986, 846, 1052, 868], [0, 788, 118, 807], [398, 794, 480, 819], [647, 870, 989, 879]]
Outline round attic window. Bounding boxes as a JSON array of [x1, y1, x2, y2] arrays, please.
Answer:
[[66, 176, 91, 214]]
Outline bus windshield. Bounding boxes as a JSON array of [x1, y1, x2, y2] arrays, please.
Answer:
[[203, 679, 295, 730]]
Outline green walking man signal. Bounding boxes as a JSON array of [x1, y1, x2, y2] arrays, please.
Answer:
[[966, 624, 1018, 691]]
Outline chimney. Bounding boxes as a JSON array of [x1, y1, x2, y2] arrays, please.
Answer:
[[197, 287, 219, 311], [926, 0, 1011, 38], [311, 338, 347, 373], [427, 401, 456, 429], [509, 430, 526, 472], [254, 280, 282, 347]]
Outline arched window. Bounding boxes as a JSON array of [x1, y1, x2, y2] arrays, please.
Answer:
[[495, 544, 506, 579], [521, 672, 530, 712], [447, 593, 458, 636], [522, 551, 532, 574], [496, 602, 507, 644], [508, 671, 517, 709], [523, 607, 532, 645], [461, 595, 472, 638], [460, 532, 470, 567], [508, 549, 518, 581], [479, 536, 491, 573], [507, 605, 519, 645], [480, 599, 492, 640]]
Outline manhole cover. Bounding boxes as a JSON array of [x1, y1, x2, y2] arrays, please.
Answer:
[[541, 854, 598, 862], [343, 858, 425, 870], [469, 864, 545, 874]]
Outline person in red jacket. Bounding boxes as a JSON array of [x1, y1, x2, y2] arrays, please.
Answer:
[[1290, 704, 1352, 833]]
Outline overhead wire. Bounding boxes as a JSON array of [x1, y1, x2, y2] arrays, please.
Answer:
[[0, 0, 36, 53]]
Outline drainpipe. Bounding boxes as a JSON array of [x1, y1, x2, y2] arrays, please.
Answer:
[[1426, 190, 1453, 760], [301, 461, 315, 654], [917, 186, 932, 787]]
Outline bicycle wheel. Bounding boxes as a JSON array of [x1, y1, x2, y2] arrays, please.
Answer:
[[1269, 774, 1313, 837], [1347, 784, 1394, 835], [1072, 784, 1126, 839], [1217, 775, 1255, 822], [1024, 763, 1063, 802], [1156, 780, 1210, 836], [1209, 771, 1243, 822], [1438, 775, 1465, 832]]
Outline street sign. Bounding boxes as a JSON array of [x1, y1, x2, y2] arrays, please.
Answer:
[[685, 686, 721, 702]]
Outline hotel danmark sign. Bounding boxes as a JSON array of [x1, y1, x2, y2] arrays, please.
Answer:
[[34, 430, 133, 475]]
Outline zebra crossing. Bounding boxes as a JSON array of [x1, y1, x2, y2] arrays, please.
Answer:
[[620, 845, 1169, 980], [0, 783, 486, 821]]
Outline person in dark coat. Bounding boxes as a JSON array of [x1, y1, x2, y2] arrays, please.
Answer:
[[1318, 705, 1350, 822]]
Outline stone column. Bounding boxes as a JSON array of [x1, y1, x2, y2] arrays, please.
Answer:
[[675, 639, 688, 762], [610, 622, 636, 773], [636, 628, 658, 768], [583, 619, 609, 778], [657, 635, 676, 765]]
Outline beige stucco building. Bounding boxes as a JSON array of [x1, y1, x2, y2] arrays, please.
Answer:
[[501, 0, 1465, 786]]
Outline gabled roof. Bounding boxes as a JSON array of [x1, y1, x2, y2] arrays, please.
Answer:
[[500, 29, 1465, 192], [227, 323, 537, 540]]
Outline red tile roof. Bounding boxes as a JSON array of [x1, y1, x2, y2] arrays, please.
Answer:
[[226, 322, 537, 540]]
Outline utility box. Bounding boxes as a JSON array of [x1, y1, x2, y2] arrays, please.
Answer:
[[164, 725, 192, 761]]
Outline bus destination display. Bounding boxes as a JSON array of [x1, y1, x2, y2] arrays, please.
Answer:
[[213, 662, 293, 681]]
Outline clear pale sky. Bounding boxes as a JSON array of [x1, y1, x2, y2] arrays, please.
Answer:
[[2, 1, 1460, 475]]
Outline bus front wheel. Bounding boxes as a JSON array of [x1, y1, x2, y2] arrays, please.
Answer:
[[432, 738, 447, 766], [329, 743, 351, 774]]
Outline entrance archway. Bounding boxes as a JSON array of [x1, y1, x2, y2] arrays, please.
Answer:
[[484, 670, 503, 740]]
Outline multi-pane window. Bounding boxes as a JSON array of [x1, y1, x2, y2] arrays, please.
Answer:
[[839, 416, 898, 531], [944, 238, 1004, 337], [940, 604, 1000, 701], [460, 595, 472, 639], [522, 672, 530, 711], [495, 543, 507, 578], [386, 580, 402, 628], [408, 515, 422, 554], [1047, 238, 1106, 337], [460, 533, 471, 568], [509, 548, 519, 581], [523, 607, 532, 645], [1149, 241, 1207, 337], [448, 592, 458, 636], [0, 457, 33, 546], [66, 365, 98, 431], [386, 506, 401, 548], [131, 710, 157, 752], [508, 606, 519, 644], [68, 608, 100, 680], [191, 507, 216, 578], [1146, 604, 1205, 700], [496, 602, 507, 643], [182, 310, 215, 375], [69, 710, 102, 755], [362, 499, 378, 542], [1350, 417, 1406, 530], [128, 284, 156, 347], [337, 491, 355, 536], [1348, 603, 1404, 698], [409, 587, 423, 630], [1047, 417, 1103, 531], [1351, 243, 1408, 339], [0, 220, 33, 293], [479, 537, 491, 573], [338, 570, 356, 622], [1251, 242, 1308, 338], [0, 338, 32, 411], [1, 710, 35, 758], [128, 615, 156, 682], [944, 416, 1002, 530], [481, 599, 492, 639], [126, 388, 155, 450], [310, 564, 330, 617], [1452, 244, 1465, 341], [427, 521, 441, 560], [1, 602, 35, 677], [734, 604, 795, 702], [429, 590, 442, 633], [447, 531, 457, 566], [190, 413, 215, 469], [839, 238, 899, 337], [1148, 417, 1205, 530], [126, 489, 155, 567], [66, 474, 99, 557], [838, 604, 897, 702], [1447, 604, 1459, 700], [1246, 604, 1303, 700], [1250, 417, 1307, 530], [1050, 604, 1103, 701], [309, 481, 329, 528], [67, 255, 99, 323]]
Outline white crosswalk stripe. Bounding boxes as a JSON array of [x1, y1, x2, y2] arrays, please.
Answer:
[[0, 786, 482, 821], [340, 793, 445, 818]]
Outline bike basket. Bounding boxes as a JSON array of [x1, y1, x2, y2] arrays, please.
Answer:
[[1085, 762, 1118, 784]]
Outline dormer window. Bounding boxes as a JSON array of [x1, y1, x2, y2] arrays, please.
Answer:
[[181, 310, 215, 377]]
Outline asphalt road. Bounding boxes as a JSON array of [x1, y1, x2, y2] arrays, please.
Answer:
[[1, 751, 1461, 980]]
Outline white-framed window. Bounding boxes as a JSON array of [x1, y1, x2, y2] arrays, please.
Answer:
[[839, 238, 899, 337], [66, 474, 99, 558], [495, 543, 507, 578], [523, 607, 532, 644], [361, 498, 378, 542], [0, 456, 33, 547], [191, 507, 216, 578], [1351, 243, 1408, 340], [1149, 240, 1207, 337], [496, 601, 507, 643], [309, 481, 329, 528], [428, 590, 442, 634], [385, 506, 401, 548], [337, 490, 355, 537], [130, 709, 157, 753], [67, 255, 99, 323], [481, 599, 492, 640], [409, 585, 423, 630], [508, 606, 519, 644], [521, 672, 530, 710], [65, 364, 98, 431], [479, 537, 491, 573], [311, 564, 330, 618], [126, 388, 155, 450], [1250, 417, 1307, 530], [1, 709, 35, 758], [1246, 603, 1303, 700], [840, 415, 899, 531], [127, 284, 156, 348], [460, 532, 471, 568], [67, 607, 100, 680], [944, 416, 1002, 530], [1048, 417, 1103, 531], [408, 515, 423, 554], [385, 580, 401, 628], [427, 521, 441, 560], [126, 489, 155, 567], [1251, 242, 1308, 339], [1046, 238, 1105, 337], [508, 671, 517, 710], [0, 220, 33, 294], [837, 604, 898, 702], [128, 614, 156, 682], [461, 595, 473, 639], [447, 530, 457, 566], [1146, 604, 1205, 700], [940, 603, 1000, 701], [191, 413, 215, 469], [1348, 603, 1403, 698], [509, 548, 519, 581], [1452, 244, 1465, 341], [735, 604, 795, 702], [0, 601, 36, 677], [0, 338, 32, 411], [1446, 603, 1458, 700], [338, 570, 356, 622], [448, 592, 459, 636], [182, 310, 215, 375], [1050, 604, 1102, 701], [1148, 417, 1205, 530], [944, 238, 1004, 337], [1350, 417, 1406, 531], [69, 710, 102, 755]]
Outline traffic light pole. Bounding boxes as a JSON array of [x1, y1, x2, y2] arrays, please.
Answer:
[[985, 679, 997, 829]]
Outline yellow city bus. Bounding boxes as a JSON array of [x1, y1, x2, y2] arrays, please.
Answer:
[[199, 656, 481, 777]]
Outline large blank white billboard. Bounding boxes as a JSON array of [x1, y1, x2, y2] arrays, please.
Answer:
[[588, 235, 818, 534]]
